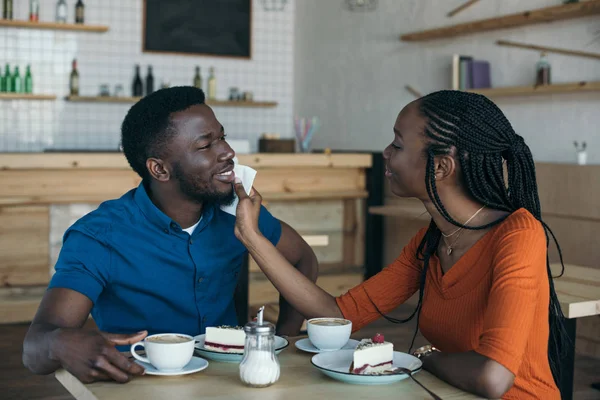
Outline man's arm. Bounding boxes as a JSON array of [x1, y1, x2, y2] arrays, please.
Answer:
[[273, 221, 319, 336], [23, 288, 147, 382]]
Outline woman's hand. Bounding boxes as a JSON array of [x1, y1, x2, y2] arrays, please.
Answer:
[[233, 178, 263, 244]]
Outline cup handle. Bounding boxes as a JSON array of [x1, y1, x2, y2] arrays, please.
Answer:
[[130, 341, 150, 364]]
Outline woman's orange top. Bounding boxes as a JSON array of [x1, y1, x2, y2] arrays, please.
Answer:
[[336, 208, 560, 399]]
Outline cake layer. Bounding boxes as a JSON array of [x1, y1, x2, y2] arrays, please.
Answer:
[[205, 326, 246, 353], [352, 361, 393, 374], [352, 338, 393, 375]]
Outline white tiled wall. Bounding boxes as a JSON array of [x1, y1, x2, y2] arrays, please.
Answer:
[[0, 0, 295, 152]]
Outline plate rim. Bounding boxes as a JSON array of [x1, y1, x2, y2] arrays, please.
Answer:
[[310, 350, 423, 377], [194, 334, 289, 355], [295, 337, 360, 353], [136, 355, 209, 376]]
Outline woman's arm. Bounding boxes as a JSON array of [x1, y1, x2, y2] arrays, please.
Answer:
[[422, 351, 514, 399], [233, 180, 423, 328], [244, 233, 343, 319]]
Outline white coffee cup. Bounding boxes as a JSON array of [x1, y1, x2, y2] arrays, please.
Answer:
[[130, 333, 194, 372], [307, 317, 352, 351]]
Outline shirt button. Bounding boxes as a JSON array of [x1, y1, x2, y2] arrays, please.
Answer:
[[202, 316, 207, 324], [170, 222, 177, 229], [163, 228, 169, 234], [197, 277, 203, 284], [189, 239, 193, 245]]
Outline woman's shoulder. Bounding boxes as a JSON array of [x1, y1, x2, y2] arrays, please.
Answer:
[[494, 208, 544, 237]]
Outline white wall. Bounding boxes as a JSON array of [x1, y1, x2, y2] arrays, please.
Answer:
[[295, 0, 600, 164], [0, 0, 295, 152]]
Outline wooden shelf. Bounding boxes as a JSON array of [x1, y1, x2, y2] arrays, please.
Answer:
[[468, 81, 600, 97], [0, 19, 108, 32], [369, 204, 428, 219], [65, 96, 278, 107], [65, 95, 139, 103], [0, 93, 57, 100], [400, 0, 600, 41]]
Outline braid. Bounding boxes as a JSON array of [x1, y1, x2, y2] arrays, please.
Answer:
[[374, 90, 567, 387]]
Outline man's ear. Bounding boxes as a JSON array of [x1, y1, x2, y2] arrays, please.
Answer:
[[146, 158, 171, 182]]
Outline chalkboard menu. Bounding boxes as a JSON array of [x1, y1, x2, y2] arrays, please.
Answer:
[[143, 0, 252, 58]]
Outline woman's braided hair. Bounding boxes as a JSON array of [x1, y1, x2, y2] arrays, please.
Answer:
[[378, 90, 567, 386]]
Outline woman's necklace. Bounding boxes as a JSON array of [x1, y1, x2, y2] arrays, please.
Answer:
[[442, 205, 486, 256]]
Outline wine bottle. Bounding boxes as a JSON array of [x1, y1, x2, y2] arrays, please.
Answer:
[[207, 67, 216, 100], [3, 0, 13, 20], [13, 66, 22, 93], [145, 66, 154, 95], [25, 65, 33, 94], [75, 0, 84, 24], [132, 65, 143, 97], [56, 0, 67, 23], [70, 59, 79, 96], [2, 64, 10, 92], [193, 66, 202, 90]]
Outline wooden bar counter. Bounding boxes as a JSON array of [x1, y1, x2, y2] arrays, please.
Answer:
[[0, 152, 372, 324]]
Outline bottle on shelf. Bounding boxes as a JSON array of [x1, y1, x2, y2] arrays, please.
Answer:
[[132, 65, 143, 97], [193, 66, 202, 90], [24, 65, 32, 94], [69, 59, 79, 96], [145, 66, 154, 96], [56, 0, 67, 23], [75, 0, 84, 24], [2, 63, 10, 92], [535, 52, 551, 86], [207, 67, 216, 100], [12, 66, 22, 93], [3, 0, 13, 20], [29, 0, 39, 22]]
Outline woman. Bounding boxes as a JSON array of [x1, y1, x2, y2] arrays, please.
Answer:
[[233, 90, 565, 399]]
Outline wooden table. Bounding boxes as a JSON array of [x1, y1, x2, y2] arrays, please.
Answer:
[[551, 264, 600, 400], [55, 337, 482, 400]]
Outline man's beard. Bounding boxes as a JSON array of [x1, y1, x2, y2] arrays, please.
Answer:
[[173, 162, 235, 206]]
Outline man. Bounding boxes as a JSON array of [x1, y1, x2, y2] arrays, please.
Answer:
[[22, 87, 318, 384]]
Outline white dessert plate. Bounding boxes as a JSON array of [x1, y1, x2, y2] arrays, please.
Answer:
[[295, 338, 360, 354], [311, 349, 422, 385], [133, 356, 209, 376], [193, 334, 289, 363]]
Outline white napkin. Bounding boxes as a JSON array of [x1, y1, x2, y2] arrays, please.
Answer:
[[220, 158, 257, 216]]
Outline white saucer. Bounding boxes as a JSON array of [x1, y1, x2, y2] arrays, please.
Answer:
[[311, 350, 422, 385], [295, 338, 360, 354], [134, 356, 209, 376], [194, 334, 289, 363]]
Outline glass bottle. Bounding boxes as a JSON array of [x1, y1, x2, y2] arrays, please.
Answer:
[[12, 66, 22, 93], [29, 0, 40, 22], [25, 65, 33, 93], [535, 52, 551, 86], [2, 64, 10, 92], [0, 65, 5, 92], [145, 65, 154, 95], [56, 0, 67, 23], [132, 64, 143, 97], [69, 59, 79, 96], [207, 66, 216, 100], [3, 0, 14, 20], [193, 66, 202, 90], [239, 319, 280, 388], [75, 0, 84, 24]]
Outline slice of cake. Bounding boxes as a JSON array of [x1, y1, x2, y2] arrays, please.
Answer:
[[204, 325, 246, 353], [350, 333, 394, 374]]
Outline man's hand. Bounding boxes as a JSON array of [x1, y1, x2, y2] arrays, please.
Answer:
[[50, 328, 147, 383]]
